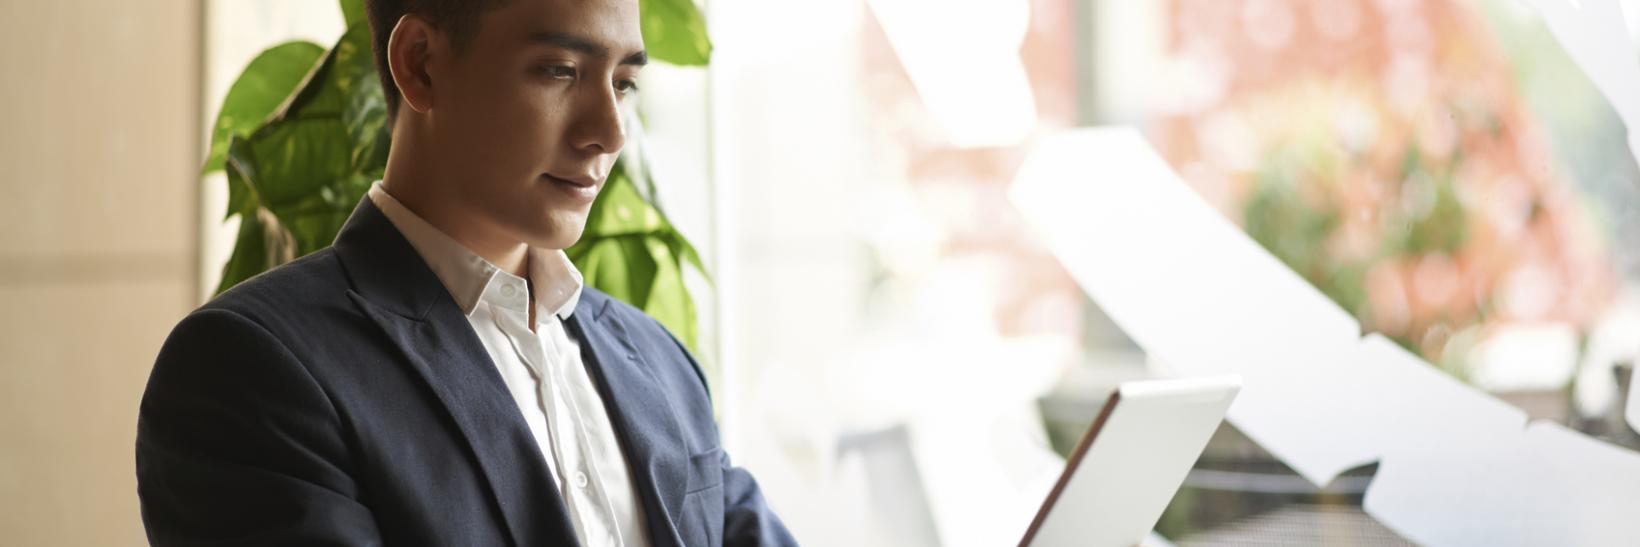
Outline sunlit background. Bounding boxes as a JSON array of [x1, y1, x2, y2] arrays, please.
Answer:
[[3, 0, 1639, 545]]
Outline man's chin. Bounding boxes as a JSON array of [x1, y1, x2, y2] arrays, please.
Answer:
[[529, 221, 588, 251]]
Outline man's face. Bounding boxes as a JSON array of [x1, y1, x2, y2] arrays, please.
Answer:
[[424, 0, 644, 250]]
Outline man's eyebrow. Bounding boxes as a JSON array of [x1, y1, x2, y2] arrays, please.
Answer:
[[527, 30, 647, 67], [620, 50, 648, 67]]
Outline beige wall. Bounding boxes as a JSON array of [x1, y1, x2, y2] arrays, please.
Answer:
[[0, 1, 202, 545]]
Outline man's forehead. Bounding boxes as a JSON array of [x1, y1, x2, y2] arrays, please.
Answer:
[[487, 0, 644, 53]]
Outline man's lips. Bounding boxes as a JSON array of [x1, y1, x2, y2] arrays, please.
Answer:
[[542, 172, 602, 204], [543, 172, 598, 188]]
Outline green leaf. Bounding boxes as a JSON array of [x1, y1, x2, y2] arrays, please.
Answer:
[[215, 23, 384, 294], [580, 168, 669, 236], [615, 238, 657, 308], [640, 0, 712, 66], [573, 230, 701, 350], [223, 135, 260, 220], [339, 44, 390, 176], [568, 161, 707, 350], [254, 23, 382, 250], [238, 116, 353, 209], [217, 145, 298, 294], [339, 0, 365, 28], [203, 41, 325, 175], [641, 235, 698, 348], [215, 206, 272, 295], [669, 226, 710, 286], [218, 149, 266, 294], [279, 24, 370, 121]]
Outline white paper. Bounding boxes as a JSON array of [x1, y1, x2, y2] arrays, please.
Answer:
[[866, 0, 1037, 148], [1517, 0, 1640, 168], [1012, 127, 1366, 484], [1347, 334, 1528, 453], [1011, 127, 1640, 545], [1365, 422, 1640, 546]]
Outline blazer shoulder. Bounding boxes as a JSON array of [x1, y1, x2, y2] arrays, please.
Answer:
[[188, 248, 357, 352], [203, 248, 344, 312]]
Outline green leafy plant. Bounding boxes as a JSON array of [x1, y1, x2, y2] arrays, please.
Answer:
[[204, 0, 712, 350]]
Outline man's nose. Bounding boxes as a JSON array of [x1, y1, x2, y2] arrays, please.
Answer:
[[567, 84, 626, 156]]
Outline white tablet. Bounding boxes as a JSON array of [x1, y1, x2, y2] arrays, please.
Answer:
[[1020, 375, 1241, 547]]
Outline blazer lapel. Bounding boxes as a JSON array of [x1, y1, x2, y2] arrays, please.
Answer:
[[332, 198, 576, 547], [567, 295, 690, 547]]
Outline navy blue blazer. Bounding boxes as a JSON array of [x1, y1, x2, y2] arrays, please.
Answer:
[[136, 197, 796, 547]]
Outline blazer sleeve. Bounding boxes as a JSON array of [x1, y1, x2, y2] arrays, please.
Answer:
[[717, 448, 799, 546], [668, 333, 800, 546], [136, 307, 383, 547]]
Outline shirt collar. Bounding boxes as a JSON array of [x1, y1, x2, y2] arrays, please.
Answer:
[[366, 181, 584, 322]]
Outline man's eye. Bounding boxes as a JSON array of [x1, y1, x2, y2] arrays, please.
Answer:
[[615, 79, 640, 95], [534, 65, 577, 79]]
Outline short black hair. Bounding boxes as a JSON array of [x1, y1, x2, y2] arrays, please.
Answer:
[[365, 0, 512, 124]]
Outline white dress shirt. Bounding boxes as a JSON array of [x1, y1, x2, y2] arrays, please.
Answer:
[[368, 182, 650, 547]]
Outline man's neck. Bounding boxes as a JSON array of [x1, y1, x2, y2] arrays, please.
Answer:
[[379, 176, 530, 278], [380, 129, 536, 278]]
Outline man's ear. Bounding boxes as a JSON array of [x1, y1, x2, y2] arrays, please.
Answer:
[[386, 15, 440, 114]]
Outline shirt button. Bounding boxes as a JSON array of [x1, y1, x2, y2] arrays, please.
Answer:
[[574, 471, 590, 489], [501, 284, 517, 297]]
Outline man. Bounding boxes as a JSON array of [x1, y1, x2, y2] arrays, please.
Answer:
[[135, 0, 796, 545]]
